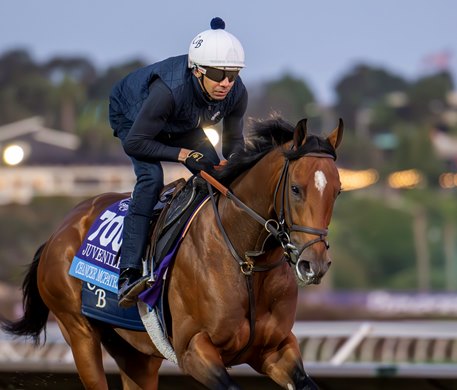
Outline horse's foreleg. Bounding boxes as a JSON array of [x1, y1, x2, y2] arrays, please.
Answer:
[[259, 334, 319, 390], [180, 331, 241, 390]]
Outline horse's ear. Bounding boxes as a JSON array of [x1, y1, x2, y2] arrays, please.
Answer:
[[293, 118, 308, 150], [327, 118, 344, 149]]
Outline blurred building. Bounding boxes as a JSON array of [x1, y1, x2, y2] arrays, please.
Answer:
[[430, 123, 457, 170], [0, 117, 189, 204]]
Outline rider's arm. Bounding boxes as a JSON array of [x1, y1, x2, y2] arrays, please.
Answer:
[[221, 86, 248, 159], [122, 79, 190, 162]]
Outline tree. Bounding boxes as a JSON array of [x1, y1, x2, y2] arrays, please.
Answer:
[[406, 71, 454, 122], [88, 59, 147, 100], [334, 64, 408, 131], [0, 49, 53, 124], [247, 73, 316, 125]]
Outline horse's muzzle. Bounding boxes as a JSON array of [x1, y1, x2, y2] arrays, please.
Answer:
[[294, 258, 330, 286]]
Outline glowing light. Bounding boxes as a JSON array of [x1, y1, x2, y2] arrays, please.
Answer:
[[203, 128, 220, 146], [338, 168, 379, 191], [3, 144, 25, 166], [388, 169, 423, 189], [439, 173, 457, 188]]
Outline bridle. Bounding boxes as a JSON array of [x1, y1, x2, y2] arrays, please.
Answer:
[[272, 152, 334, 274], [204, 151, 335, 275]]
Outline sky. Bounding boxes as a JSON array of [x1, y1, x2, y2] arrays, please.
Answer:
[[1, 1, 456, 104]]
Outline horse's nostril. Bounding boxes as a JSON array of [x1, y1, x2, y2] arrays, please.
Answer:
[[327, 261, 332, 269], [299, 260, 312, 274]]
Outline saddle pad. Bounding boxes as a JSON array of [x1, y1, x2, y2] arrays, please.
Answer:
[[81, 282, 145, 331], [69, 197, 172, 337], [69, 198, 130, 293]]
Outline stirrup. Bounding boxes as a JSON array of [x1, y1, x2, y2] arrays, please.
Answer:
[[118, 275, 152, 308]]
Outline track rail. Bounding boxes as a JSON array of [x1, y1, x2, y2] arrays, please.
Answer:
[[1, 321, 457, 378]]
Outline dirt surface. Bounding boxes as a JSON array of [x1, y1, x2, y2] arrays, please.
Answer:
[[0, 373, 456, 390]]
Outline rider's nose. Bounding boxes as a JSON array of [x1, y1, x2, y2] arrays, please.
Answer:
[[219, 77, 231, 86]]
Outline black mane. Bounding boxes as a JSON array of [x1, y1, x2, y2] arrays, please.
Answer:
[[212, 116, 336, 185]]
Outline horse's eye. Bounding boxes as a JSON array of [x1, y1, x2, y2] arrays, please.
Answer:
[[291, 185, 300, 195]]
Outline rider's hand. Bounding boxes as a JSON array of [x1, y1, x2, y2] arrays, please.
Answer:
[[214, 160, 228, 170], [215, 152, 240, 170], [184, 151, 215, 173]]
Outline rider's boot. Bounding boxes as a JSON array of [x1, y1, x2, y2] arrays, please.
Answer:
[[118, 267, 150, 308]]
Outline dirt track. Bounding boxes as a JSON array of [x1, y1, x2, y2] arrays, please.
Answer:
[[1, 373, 456, 390]]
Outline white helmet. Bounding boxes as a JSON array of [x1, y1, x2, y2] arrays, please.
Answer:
[[188, 17, 245, 69]]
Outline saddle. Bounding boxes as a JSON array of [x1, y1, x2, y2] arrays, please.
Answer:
[[149, 175, 208, 272], [125, 175, 209, 301]]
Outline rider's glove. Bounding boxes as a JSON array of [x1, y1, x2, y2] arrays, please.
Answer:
[[184, 151, 215, 173]]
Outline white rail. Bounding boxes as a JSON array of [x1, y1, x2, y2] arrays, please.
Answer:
[[1, 321, 457, 377]]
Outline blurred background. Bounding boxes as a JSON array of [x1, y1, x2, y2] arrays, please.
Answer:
[[1, 1, 457, 388]]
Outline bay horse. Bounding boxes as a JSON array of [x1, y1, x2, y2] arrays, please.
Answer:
[[3, 117, 343, 389]]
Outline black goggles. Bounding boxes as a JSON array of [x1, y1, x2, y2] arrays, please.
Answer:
[[198, 66, 240, 83]]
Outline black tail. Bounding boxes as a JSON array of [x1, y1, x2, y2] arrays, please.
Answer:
[[1, 243, 49, 345]]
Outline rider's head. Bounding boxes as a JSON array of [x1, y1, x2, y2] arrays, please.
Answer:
[[189, 17, 245, 101]]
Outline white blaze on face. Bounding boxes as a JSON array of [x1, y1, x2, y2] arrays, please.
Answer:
[[314, 170, 327, 196]]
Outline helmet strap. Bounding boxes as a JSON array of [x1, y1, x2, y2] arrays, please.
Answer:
[[194, 69, 213, 101]]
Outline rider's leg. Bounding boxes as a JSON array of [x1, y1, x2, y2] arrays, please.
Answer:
[[118, 158, 163, 306]]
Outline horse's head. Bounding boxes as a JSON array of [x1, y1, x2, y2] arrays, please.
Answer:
[[276, 118, 343, 286], [212, 117, 343, 287]]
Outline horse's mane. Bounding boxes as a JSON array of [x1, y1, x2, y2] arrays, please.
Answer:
[[212, 116, 336, 185]]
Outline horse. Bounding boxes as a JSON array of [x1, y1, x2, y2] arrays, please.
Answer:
[[2, 116, 343, 390]]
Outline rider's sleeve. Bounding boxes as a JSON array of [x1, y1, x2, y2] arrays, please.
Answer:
[[122, 79, 181, 162], [221, 86, 248, 159]]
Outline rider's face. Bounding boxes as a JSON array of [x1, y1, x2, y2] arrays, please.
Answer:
[[194, 68, 237, 101], [203, 76, 235, 100]]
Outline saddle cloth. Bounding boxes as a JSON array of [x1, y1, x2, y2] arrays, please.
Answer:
[[68, 176, 209, 332]]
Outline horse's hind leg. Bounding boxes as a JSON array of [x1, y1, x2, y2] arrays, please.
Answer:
[[180, 331, 241, 390], [57, 315, 109, 389], [100, 327, 162, 390]]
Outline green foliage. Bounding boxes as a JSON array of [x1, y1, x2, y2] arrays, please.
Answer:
[[331, 193, 416, 290], [88, 60, 147, 100], [406, 71, 454, 122], [334, 64, 408, 130], [335, 130, 377, 168], [247, 73, 316, 124]]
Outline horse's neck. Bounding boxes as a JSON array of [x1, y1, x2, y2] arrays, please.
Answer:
[[231, 151, 281, 214], [220, 150, 283, 253]]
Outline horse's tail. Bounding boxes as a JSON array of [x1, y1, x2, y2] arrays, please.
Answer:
[[1, 243, 49, 345]]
